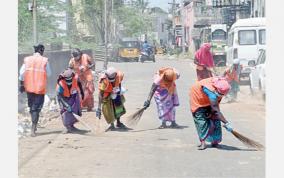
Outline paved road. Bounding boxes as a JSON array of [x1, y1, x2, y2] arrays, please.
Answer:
[[19, 57, 265, 178]]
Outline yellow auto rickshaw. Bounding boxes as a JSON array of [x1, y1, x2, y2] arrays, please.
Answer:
[[118, 38, 141, 62]]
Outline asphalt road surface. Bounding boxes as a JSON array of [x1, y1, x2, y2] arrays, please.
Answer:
[[19, 56, 265, 178]]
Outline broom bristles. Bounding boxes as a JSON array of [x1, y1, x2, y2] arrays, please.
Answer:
[[231, 130, 264, 150], [125, 107, 146, 127]]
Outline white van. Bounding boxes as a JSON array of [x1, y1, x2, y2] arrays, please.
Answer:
[[226, 18, 266, 82]]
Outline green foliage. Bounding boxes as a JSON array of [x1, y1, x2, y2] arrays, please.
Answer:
[[18, 0, 68, 53], [81, 0, 105, 43], [116, 5, 153, 38], [18, 0, 33, 52], [18, 0, 156, 53]]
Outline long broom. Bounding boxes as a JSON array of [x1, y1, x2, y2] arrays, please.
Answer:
[[125, 106, 147, 127], [224, 126, 264, 150]]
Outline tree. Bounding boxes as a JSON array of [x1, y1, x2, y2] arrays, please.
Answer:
[[115, 1, 153, 38], [133, 0, 149, 13], [18, 0, 68, 52]]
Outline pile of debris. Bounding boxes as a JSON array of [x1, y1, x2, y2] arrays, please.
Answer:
[[18, 95, 60, 138]]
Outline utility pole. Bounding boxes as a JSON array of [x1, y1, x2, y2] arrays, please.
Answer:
[[33, 0, 37, 44], [111, 0, 113, 40], [104, 0, 108, 70], [172, 0, 175, 46], [181, 4, 185, 54], [168, 0, 179, 46]]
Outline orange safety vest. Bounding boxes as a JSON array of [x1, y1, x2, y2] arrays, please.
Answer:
[[98, 71, 124, 98], [189, 77, 221, 113], [23, 54, 48, 94], [69, 54, 94, 82], [56, 77, 79, 98], [225, 68, 239, 82]]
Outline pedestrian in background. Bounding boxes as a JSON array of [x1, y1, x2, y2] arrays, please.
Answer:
[[19, 44, 51, 137], [194, 43, 215, 81], [144, 67, 181, 129], [96, 67, 127, 131], [189, 77, 233, 150], [69, 48, 95, 111], [223, 59, 242, 102], [56, 68, 84, 133]]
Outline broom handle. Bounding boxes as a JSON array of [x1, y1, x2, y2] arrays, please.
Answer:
[[72, 112, 93, 132]]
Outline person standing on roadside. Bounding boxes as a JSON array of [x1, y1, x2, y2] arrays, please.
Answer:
[[194, 43, 215, 81], [223, 59, 242, 102], [19, 44, 51, 137]]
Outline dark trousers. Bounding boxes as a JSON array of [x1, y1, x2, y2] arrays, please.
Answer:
[[27, 92, 45, 124]]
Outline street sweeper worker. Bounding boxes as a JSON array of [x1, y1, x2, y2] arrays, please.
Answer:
[[223, 58, 242, 103], [56, 68, 85, 133], [96, 67, 127, 131], [189, 76, 233, 150], [194, 43, 215, 81], [69, 48, 95, 111], [18, 44, 51, 137], [143, 67, 181, 129]]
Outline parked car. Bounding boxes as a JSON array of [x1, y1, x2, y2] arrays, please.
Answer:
[[226, 17, 266, 83], [249, 49, 266, 100]]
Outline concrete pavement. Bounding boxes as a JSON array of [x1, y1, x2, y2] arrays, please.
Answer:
[[19, 56, 265, 178]]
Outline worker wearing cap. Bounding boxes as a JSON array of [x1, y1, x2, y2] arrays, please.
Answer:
[[96, 67, 127, 131], [56, 68, 84, 133]]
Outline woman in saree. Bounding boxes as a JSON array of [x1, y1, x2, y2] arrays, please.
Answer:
[[143, 67, 180, 129], [190, 76, 234, 150], [194, 43, 215, 81], [56, 68, 84, 133], [96, 67, 127, 131], [69, 48, 95, 111]]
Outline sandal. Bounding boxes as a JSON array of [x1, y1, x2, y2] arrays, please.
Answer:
[[158, 125, 167, 129]]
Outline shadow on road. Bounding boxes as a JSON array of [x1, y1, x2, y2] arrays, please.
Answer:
[[36, 130, 63, 136], [129, 128, 160, 133], [213, 144, 258, 151], [129, 125, 189, 133], [170, 125, 189, 129], [105, 127, 134, 132], [36, 129, 91, 136]]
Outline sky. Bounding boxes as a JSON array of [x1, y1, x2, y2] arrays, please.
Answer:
[[148, 0, 173, 12]]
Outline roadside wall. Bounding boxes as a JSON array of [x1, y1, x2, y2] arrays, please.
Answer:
[[18, 49, 93, 99]]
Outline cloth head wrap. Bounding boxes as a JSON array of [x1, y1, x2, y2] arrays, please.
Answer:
[[212, 77, 231, 95]]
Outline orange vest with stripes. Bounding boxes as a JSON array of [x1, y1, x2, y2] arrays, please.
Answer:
[[190, 77, 221, 113], [98, 71, 124, 98], [23, 54, 48, 94], [56, 77, 79, 98]]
